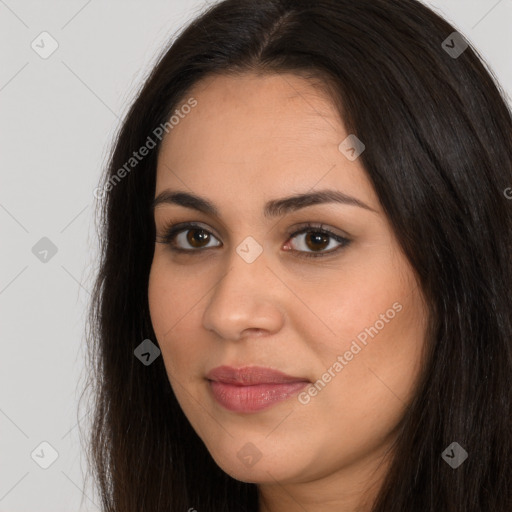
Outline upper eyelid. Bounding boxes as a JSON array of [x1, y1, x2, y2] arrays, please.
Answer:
[[160, 221, 222, 239], [157, 221, 344, 235]]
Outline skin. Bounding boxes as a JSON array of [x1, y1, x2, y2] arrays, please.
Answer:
[[148, 72, 429, 512]]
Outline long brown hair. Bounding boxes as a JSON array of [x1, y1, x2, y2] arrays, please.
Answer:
[[83, 0, 512, 510]]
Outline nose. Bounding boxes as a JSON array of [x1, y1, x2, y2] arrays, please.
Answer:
[[201, 247, 285, 341]]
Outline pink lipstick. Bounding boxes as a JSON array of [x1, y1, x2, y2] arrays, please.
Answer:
[[206, 365, 310, 413]]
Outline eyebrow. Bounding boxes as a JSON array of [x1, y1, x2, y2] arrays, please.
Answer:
[[151, 189, 378, 218]]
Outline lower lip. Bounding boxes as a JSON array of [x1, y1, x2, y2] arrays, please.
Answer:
[[208, 380, 309, 413]]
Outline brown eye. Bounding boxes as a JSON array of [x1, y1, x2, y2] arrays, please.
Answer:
[[186, 228, 211, 248], [303, 232, 330, 252], [157, 223, 222, 252], [157, 221, 351, 259], [286, 225, 350, 258]]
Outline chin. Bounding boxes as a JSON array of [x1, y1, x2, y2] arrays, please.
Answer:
[[206, 442, 308, 485]]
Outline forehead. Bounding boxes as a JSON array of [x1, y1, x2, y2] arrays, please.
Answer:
[[159, 73, 338, 155], [155, 72, 377, 210]]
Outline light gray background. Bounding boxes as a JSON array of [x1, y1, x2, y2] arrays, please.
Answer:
[[1, 1, 511, 510]]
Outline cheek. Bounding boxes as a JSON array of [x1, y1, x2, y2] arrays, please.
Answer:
[[296, 257, 427, 418], [148, 262, 172, 340], [290, 261, 414, 361], [292, 284, 426, 472], [330, 291, 425, 424], [148, 260, 209, 380], [148, 262, 187, 370], [148, 257, 198, 338]]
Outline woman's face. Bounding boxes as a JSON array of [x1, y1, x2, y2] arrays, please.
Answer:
[[148, 72, 428, 502]]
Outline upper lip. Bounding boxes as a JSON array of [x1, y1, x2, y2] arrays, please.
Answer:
[[206, 365, 310, 386]]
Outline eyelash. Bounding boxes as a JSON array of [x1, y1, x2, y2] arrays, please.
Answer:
[[155, 221, 351, 259]]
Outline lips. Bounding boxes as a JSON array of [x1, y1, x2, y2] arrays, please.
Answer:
[[205, 365, 310, 385], [205, 365, 310, 413]]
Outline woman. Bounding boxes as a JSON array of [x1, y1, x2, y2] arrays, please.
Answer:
[[84, 0, 512, 510]]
